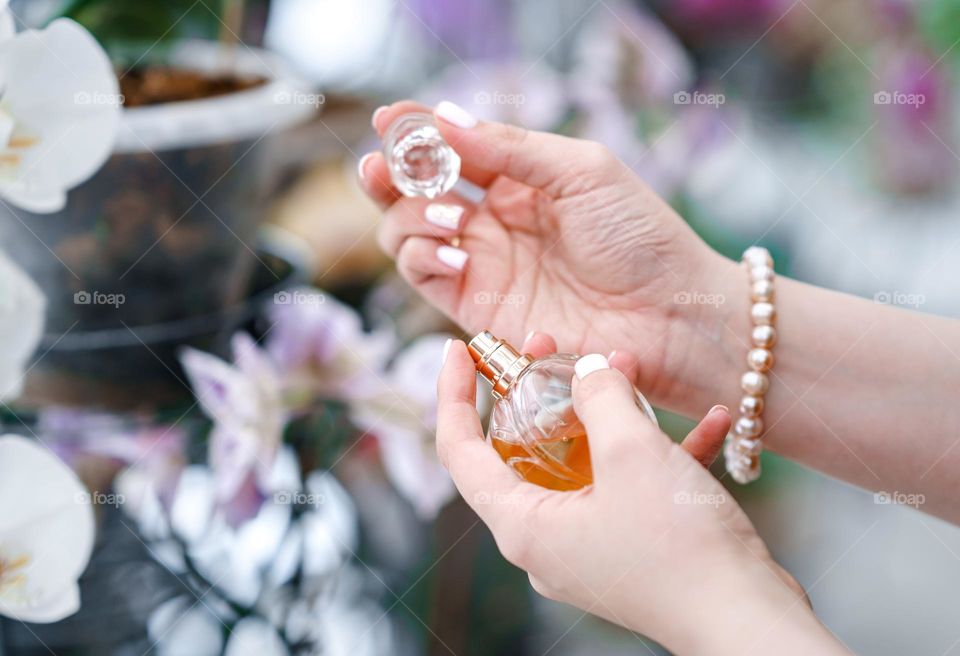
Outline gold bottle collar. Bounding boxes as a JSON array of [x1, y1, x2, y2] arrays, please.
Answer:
[[467, 330, 534, 398]]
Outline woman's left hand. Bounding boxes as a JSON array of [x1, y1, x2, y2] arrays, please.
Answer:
[[437, 336, 846, 656]]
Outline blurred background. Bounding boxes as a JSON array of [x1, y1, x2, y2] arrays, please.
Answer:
[[2, 0, 960, 654]]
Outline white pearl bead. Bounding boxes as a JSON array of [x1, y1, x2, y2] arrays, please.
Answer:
[[750, 302, 776, 325], [743, 246, 773, 268], [740, 395, 764, 417], [741, 371, 769, 395], [751, 325, 777, 348], [751, 279, 775, 302], [749, 265, 775, 282], [735, 416, 763, 437], [736, 437, 763, 456], [747, 348, 774, 372]]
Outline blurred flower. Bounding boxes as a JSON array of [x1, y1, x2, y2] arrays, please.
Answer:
[[873, 46, 957, 195], [0, 249, 44, 400], [0, 435, 94, 623], [404, 0, 515, 60], [419, 59, 567, 131], [670, 0, 785, 32], [181, 333, 286, 503], [350, 334, 456, 520], [284, 565, 393, 656], [267, 288, 395, 403], [572, 1, 693, 111], [0, 19, 119, 213], [0, 0, 13, 40], [225, 616, 288, 656], [146, 595, 224, 656]]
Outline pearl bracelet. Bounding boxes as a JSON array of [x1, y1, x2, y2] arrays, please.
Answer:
[[724, 246, 776, 484]]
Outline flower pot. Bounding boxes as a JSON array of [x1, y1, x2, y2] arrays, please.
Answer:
[[0, 40, 315, 410]]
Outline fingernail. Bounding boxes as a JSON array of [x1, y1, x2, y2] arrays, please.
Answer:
[[575, 354, 609, 380], [709, 404, 729, 415], [358, 153, 374, 181], [524, 330, 536, 345], [437, 245, 469, 270], [425, 203, 464, 230], [371, 105, 388, 129], [435, 100, 477, 129], [442, 338, 452, 364]]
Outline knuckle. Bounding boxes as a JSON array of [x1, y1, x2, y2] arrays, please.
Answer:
[[528, 574, 559, 601], [435, 440, 452, 470], [579, 141, 617, 171], [495, 531, 533, 569]]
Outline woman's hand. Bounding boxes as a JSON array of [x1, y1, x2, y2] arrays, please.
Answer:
[[436, 338, 847, 655], [360, 100, 736, 411]]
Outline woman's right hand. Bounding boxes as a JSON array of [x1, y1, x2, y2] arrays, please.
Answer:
[[435, 340, 846, 656], [359, 100, 739, 411]]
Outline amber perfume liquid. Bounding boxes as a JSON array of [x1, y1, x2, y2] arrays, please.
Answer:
[[468, 331, 657, 491]]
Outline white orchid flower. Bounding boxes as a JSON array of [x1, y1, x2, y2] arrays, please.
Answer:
[[0, 0, 14, 42], [0, 18, 119, 213], [350, 334, 457, 520], [180, 333, 286, 502], [0, 435, 94, 623], [0, 249, 45, 400]]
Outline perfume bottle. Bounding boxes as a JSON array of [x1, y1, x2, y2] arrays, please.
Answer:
[[383, 112, 461, 199], [468, 331, 658, 491]]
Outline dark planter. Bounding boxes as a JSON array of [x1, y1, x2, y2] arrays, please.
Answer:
[[0, 41, 315, 410]]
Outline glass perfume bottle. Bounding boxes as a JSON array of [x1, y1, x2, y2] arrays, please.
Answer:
[[468, 331, 658, 491], [383, 112, 461, 199]]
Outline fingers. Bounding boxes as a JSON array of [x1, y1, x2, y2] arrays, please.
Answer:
[[436, 340, 547, 534], [395, 237, 469, 285], [358, 152, 402, 210], [377, 195, 470, 258], [520, 331, 557, 359], [571, 354, 669, 482], [679, 406, 731, 468], [433, 100, 618, 198]]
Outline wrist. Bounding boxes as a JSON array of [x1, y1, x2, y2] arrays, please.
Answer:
[[664, 559, 846, 656], [654, 251, 749, 418]]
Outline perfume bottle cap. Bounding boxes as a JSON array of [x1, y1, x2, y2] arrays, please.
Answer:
[[467, 330, 534, 398]]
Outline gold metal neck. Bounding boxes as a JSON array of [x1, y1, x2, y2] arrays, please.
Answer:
[[467, 330, 533, 398]]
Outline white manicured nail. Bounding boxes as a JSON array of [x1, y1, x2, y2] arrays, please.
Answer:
[[358, 153, 374, 180], [436, 245, 469, 270], [425, 203, 464, 230], [435, 100, 477, 129], [575, 354, 609, 380], [442, 338, 452, 364]]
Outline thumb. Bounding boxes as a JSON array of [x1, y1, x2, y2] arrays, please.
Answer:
[[571, 354, 670, 483], [433, 101, 618, 198]]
